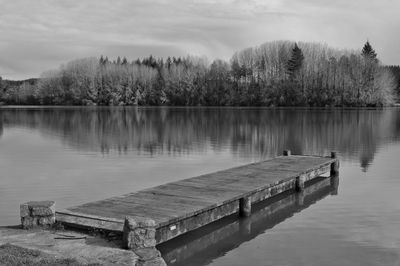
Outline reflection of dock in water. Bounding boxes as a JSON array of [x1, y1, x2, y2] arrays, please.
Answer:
[[158, 175, 339, 266]]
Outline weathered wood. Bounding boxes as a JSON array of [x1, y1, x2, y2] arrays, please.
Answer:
[[56, 210, 124, 231], [56, 154, 339, 244]]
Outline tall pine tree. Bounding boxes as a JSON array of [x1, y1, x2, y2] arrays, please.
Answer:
[[286, 43, 304, 79], [360, 41, 379, 104], [361, 41, 378, 62]]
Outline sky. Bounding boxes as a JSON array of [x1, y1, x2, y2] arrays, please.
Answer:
[[0, 0, 399, 80]]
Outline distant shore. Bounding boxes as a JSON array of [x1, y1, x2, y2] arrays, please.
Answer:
[[0, 104, 399, 108], [1, 105, 400, 111], [1, 41, 399, 107]]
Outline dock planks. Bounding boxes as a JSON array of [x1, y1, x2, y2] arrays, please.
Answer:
[[56, 154, 338, 244]]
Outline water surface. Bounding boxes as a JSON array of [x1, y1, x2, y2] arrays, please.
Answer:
[[1, 107, 399, 265]]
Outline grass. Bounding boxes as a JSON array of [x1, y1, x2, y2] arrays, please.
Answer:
[[0, 243, 100, 266]]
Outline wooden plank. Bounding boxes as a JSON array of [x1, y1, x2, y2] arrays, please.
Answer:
[[67, 205, 171, 225], [56, 209, 124, 231], [146, 184, 244, 204], [115, 192, 212, 210]]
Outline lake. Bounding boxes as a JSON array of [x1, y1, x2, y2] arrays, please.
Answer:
[[1, 107, 400, 265]]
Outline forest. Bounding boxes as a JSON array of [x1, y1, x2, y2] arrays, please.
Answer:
[[0, 40, 399, 106]]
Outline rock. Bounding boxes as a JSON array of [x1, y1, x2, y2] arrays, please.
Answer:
[[20, 201, 56, 229], [138, 257, 167, 266], [21, 217, 35, 229], [123, 216, 157, 250], [143, 237, 156, 248], [134, 247, 161, 261], [38, 216, 56, 226], [28, 201, 55, 216], [20, 204, 30, 218]]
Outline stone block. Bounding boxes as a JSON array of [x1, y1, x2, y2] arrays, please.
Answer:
[[38, 215, 56, 226], [125, 216, 156, 230], [134, 247, 161, 261], [134, 247, 166, 266], [21, 216, 35, 229], [146, 228, 156, 239], [20, 203, 30, 218], [139, 257, 167, 266], [123, 216, 157, 250], [20, 201, 56, 229], [143, 235, 157, 248], [29, 201, 55, 216]]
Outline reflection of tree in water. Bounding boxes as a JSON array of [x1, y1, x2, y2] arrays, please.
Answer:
[[0, 111, 3, 138], [358, 111, 378, 172], [1, 107, 399, 171]]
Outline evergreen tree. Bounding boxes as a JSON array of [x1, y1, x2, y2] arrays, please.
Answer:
[[166, 57, 172, 69], [286, 43, 304, 78], [360, 41, 379, 104], [121, 57, 128, 65], [362, 41, 378, 62]]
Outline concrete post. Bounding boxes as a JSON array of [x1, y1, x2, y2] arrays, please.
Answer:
[[20, 201, 56, 229], [295, 175, 305, 192], [330, 151, 340, 176], [239, 196, 251, 217], [283, 150, 291, 156]]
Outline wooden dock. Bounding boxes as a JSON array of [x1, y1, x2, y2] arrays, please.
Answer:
[[159, 175, 338, 266], [56, 151, 339, 248]]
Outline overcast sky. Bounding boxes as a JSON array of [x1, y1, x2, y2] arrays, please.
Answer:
[[0, 0, 399, 80]]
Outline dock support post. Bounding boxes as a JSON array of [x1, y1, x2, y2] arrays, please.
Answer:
[[239, 196, 251, 217], [283, 150, 291, 156], [123, 216, 166, 266], [295, 175, 305, 192], [330, 151, 339, 176]]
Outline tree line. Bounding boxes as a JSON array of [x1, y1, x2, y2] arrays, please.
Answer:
[[0, 40, 399, 106]]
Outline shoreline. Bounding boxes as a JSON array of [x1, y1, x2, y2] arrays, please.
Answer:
[[0, 104, 399, 109], [0, 226, 137, 265]]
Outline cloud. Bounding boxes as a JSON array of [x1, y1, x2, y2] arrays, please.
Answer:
[[0, 0, 399, 79]]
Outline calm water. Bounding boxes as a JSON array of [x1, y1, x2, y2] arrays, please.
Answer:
[[1, 107, 400, 265]]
